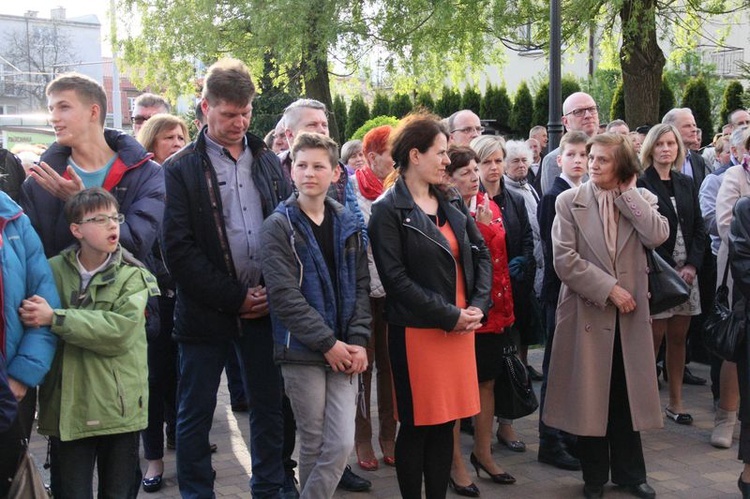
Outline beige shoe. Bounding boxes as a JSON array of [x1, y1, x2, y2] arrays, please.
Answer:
[[710, 408, 737, 448]]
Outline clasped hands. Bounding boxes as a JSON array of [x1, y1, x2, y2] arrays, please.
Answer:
[[324, 340, 368, 374], [451, 306, 484, 335]]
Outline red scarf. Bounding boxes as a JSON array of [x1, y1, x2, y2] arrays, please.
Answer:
[[355, 166, 384, 201]]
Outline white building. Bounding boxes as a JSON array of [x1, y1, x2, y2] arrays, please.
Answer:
[[0, 7, 102, 115]]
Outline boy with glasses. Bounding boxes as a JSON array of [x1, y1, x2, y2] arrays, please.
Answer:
[[20, 187, 159, 497]]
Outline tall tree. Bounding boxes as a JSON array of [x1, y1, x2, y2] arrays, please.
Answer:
[[434, 86, 462, 118], [415, 91, 435, 111], [346, 95, 370, 141], [390, 93, 413, 118], [610, 81, 626, 121], [461, 87, 482, 116], [720, 81, 745, 126], [332, 94, 348, 145], [658, 78, 675, 124], [372, 92, 392, 117], [682, 77, 712, 147], [510, 81, 534, 137]]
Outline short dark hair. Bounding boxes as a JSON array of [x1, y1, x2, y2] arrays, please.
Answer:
[[291, 132, 339, 168], [390, 112, 448, 172], [46, 72, 107, 127], [202, 58, 256, 107], [65, 187, 119, 224], [586, 133, 640, 182], [446, 145, 479, 176]]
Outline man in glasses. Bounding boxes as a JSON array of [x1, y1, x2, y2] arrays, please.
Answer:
[[539, 92, 599, 194], [448, 110, 484, 146], [132, 93, 171, 135]]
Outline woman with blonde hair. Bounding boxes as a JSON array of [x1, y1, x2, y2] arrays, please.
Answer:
[[637, 124, 706, 427], [137, 114, 188, 165]]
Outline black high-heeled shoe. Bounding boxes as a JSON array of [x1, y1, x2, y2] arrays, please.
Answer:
[[469, 453, 516, 485], [448, 477, 481, 497]]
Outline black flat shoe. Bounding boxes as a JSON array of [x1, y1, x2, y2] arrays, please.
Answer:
[[739, 476, 750, 499], [448, 477, 480, 497], [583, 484, 603, 498], [142, 474, 163, 493], [683, 366, 707, 385], [496, 431, 526, 452], [665, 407, 693, 425], [618, 482, 655, 499], [470, 453, 516, 484], [337, 465, 372, 492]]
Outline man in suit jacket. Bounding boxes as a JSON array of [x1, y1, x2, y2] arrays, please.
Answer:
[[662, 108, 712, 189]]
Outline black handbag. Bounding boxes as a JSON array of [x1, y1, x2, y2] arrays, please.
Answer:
[[646, 249, 689, 315], [703, 260, 746, 362], [494, 344, 539, 420]]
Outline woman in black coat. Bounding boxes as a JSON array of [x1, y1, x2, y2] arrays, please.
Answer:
[[637, 124, 706, 426], [729, 195, 750, 498]]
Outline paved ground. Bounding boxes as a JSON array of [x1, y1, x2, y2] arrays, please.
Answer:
[[27, 350, 745, 498]]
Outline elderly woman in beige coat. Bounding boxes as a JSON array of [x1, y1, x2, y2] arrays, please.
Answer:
[[543, 133, 668, 499]]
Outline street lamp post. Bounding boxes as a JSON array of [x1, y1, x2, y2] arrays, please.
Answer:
[[548, 0, 563, 151]]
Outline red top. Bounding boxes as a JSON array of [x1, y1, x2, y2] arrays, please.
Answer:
[[472, 192, 514, 333]]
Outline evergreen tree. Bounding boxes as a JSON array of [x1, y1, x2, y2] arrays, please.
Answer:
[[415, 91, 435, 111], [345, 95, 370, 141], [390, 93, 413, 118], [332, 95, 348, 145], [610, 81, 626, 121], [461, 87, 482, 115], [658, 78, 675, 124], [435, 86, 462, 117], [720, 81, 745, 126], [490, 86, 513, 135], [681, 77, 712, 147], [510, 81, 534, 137], [533, 82, 550, 127], [561, 77, 582, 104], [371, 92, 392, 118]]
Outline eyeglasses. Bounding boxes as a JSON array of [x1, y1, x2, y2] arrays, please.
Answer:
[[131, 115, 150, 125], [77, 214, 125, 226], [452, 126, 485, 134], [564, 105, 599, 118]]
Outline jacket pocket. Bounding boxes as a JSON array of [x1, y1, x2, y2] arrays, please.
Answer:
[[112, 368, 125, 417]]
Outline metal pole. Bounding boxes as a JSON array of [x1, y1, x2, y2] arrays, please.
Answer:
[[548, 0, 563, 151], [110, 0, 122, 129]]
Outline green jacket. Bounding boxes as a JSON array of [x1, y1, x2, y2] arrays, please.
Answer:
[[38, 245, 159, 441]]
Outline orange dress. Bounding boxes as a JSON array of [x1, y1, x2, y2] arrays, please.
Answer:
[[389, 221, 480, 426]]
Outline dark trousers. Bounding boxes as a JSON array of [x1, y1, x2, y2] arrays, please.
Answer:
[[142, 295, 178, 460], [176, 317, 284, 498], [737, 334, 750, 462], [0, 387, 36, 497], [50, 431, 141, 499], [225, 347, 247, 408], [539, 304, 574, 451], [577, 327, 647, 487], [395, 420, 454, 499]]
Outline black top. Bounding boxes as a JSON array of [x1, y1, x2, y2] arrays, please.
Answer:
[[304, 205, 337, 289]]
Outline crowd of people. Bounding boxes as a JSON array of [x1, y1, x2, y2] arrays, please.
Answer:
[[0, 56, 750, 499]]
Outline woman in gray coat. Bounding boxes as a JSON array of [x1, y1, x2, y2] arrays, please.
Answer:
[[543, 133, 669, 499]]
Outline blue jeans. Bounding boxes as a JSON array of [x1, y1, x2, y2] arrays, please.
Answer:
[[176, 317, 284, 498]]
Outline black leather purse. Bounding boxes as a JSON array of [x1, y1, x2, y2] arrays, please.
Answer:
[[703, 260, 746, 362], [646, 249, 689, 315], [494, 344, 539, 420]]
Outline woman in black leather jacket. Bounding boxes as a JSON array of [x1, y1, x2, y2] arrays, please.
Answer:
[[729, 195, 750, 498], [369, 113, 492, 499]]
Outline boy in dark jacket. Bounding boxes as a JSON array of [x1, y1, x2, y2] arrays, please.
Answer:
[[262, 132, 371, 498]]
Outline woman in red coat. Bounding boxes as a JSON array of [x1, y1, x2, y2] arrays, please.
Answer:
[[445, 146, 516, 496]]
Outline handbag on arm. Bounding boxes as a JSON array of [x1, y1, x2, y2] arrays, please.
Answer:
[[703, 258, 746, 362], [646, 248, 689, 315]]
